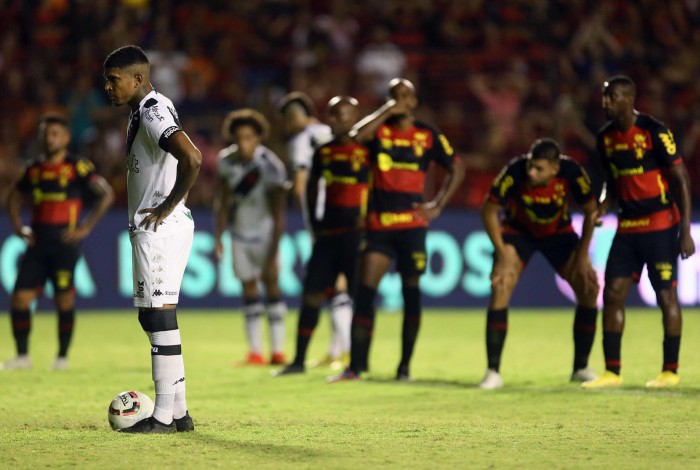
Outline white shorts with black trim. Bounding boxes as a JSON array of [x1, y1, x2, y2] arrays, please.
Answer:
[[130, 228, 193, 308]]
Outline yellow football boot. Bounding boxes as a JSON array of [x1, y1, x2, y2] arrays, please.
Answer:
[[645, 371, 680, 388], [582, 370, 623, 389]]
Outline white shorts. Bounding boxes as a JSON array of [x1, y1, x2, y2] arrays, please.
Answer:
[[131, 229, 193, 308], [231, 233, 275, 282]]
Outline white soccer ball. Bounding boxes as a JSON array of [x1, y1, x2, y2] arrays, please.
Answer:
[[107, 390, 154, 430]]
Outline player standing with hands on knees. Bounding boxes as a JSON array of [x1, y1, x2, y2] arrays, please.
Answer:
[[104, 45, 201, 432], [330, 78, 464, 382], [583, 75, 695, 389], [479, 138, 599, 390]]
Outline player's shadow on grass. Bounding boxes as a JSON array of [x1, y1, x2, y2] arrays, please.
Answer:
[[364, 376, 470, 389], [170, 429, 329, 460], [366, 376, 700, 395]]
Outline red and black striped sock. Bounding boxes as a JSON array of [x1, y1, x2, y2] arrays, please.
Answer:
[[11, 308, 31, 355], [602, 331, 622, 374], [486, 308, 508, 372], [349, 285, 376, 374], [293, 303, 321, 366], [399, 285, 421, 373], [662, 335, 680, 373], [573, 305, 597, 371], [57, 309, 75, 358]]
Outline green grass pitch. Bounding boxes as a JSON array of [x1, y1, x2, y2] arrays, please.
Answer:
[[0, 308, 699, 469]]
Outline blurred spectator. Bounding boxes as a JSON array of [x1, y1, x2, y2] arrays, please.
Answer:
[[1, 1, 700, 209]]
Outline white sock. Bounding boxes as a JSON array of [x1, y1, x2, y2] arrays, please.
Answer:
[[266, 301, 287, 354], [330, 292, 353, 356], [173, 354, 187, 419], [150, 329, 183, 425], [243, 302, 265, 354]]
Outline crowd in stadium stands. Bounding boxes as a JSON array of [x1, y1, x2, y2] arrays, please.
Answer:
[[2, 0, 700, 210]]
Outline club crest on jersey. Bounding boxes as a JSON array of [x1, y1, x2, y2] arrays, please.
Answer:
[[144, 105, 164, 122]]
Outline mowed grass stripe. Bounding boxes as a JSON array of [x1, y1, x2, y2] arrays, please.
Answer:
[[0, 308, 699, 469]]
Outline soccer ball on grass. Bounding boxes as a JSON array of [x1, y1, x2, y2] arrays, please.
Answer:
[[107, 390, 154, 430]]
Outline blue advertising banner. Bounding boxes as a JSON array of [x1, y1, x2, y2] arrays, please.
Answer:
[[1, 209, 700, 310]]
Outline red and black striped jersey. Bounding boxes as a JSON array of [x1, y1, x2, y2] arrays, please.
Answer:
[[488, 155, 594, 239], [16, 154, 98, 228], [307, 139, 370, 235], [596, 114, 681, 233], [366, 120, 457, 231]]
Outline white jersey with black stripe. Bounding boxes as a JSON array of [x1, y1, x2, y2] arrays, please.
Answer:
[[217, 143, 288, 241], [125, 90, 194, 240], [288, 122, 332, 171]]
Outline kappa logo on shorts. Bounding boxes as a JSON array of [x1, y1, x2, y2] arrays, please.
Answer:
[[165, 291, 178, 296], [134, 281, 145, 298], [153, 289, 163, 296]]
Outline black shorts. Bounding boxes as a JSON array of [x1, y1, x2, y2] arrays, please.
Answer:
[[364, 228, 427, 276], [303, 231, 362, 294], [503, 231, 579, 273], [14, 235, 81, 293], [605, 225, 679, 290]]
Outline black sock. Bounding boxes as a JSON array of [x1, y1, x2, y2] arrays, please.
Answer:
[[57, 309, 75, 358], [573, 305, 597, 371], [486, 308, 508, 372], [399, 285, 421, 373], [662, 335, 680, 373], [11, 308, 31, 355], [602, 331, 622, 374], [349, 285, 376, 374], [293, 303, 321, 366]]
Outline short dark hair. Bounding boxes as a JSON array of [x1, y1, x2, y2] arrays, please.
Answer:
[[104, 45, 149, 69], [278, 91, 316, 117], [529, 138, 560, 162], [222, 108, 270, 141], [604, 75, 636, 96], [40, 113, 69, 129], [326, 95, 358, 114]]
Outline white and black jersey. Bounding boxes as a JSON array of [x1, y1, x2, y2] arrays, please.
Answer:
[[125, 90, 194, 240], [217, 144, 288, 241], [288, 122, 332, 171]]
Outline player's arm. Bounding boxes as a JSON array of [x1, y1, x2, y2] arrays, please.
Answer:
[[5, 185, 34, 245], [350, 98, 410, 143], [264, 184, 287, 271], [417, 156, 465, 222], [138, 131, 202, 232], [570, 197, 600, 294], [481, 198, 519, 289], [292, 168, 308, 208], [62, 175, 115, 244], [304, 150, 322, 237], [481, 199, 508, 260], [212, 176, 230, 260], [668, 161, 695, 259]]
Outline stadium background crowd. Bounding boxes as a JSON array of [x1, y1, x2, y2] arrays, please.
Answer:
[[2, 0, 700, 211]]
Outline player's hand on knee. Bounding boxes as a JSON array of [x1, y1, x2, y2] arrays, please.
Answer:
[[16, 226, 35, 246]]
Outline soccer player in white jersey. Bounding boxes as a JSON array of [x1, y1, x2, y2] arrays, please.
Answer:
[[278, 91, 353, 369], [213, 109, 289, 366], [104, 45, 201, 433]]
